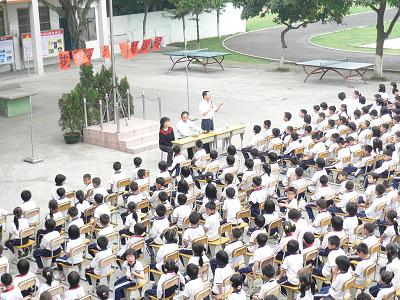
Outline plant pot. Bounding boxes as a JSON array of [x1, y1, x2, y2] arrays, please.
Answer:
[[63, 132, 81, 144]]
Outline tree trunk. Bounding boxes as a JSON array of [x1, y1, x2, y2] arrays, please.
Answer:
[[374, 10, 385, 78], [182, 17, 186, 47], [217, 9, 220, 38], [196, 14, 200, 49], [143, 5, 149, 40], [279, 27, 290, 68]]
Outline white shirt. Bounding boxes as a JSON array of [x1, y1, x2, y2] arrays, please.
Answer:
[[313, 211, 331, 234], [204, 213, 220, 241], [250, 245, 274, 265], [63, 286, 85, 300], [223, 197, 241, 224], [386, 257, 400, 288], [0, 256, 9, 275], [109, 171, 125, 193], [38, 280, 61, 300], [376, 286, 396, 300], [13, 272, 39, 294], [366, 196, 386, 219], [182, 278, 204, 300], [354, 257, 374, 285], [212, 265, 234, 294], [173, 205, 192, 228], [259, 279, 279, 299], [94, 203, 111, 219], [156, 243, 179, 270], [91, 248, 113, 276], [282, 254, 303, 285], [322, 248, 346, 278], [227, 290, 247, 300], [157, 272, 185, 298], [343, 216, 359, 243], [40, 230, 61, 251], [183, 226, 205, 249], [10, 218, 30, 239], [0, 287, 23, 300], [68, 217, 84, 230], [75, 200, 91, 217], [123, 260, 144, 283], [225, 240, 244, 268], [149, 218, 170, 243], [66, 237, 85, 264], [382, 225, 397, 248], [199, 99, 215, 119], [20, 200, 38, 224], [176, 119, 201, 138], [329, 271, 353, 300]]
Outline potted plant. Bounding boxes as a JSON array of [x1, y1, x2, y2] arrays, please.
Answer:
[[58, 88, 84, 144]]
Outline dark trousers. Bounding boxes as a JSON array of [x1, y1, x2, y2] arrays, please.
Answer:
[[201, 119, 214, 153], [159, 145, 173, 165], [299, 159, 315, 170], [33, 248, 61, 269], [56, 255, 72, 271], [85, 267, 99, 285], [305, 203, 316, 220], [369, 283, 385, 297], [242, 147, 252, 160], [5, 237, 29, 254], [114, 276, 137, 300], [187, 148, 194, 159], [119, 228, 133, 245]]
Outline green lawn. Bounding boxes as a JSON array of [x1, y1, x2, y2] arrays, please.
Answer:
[[169, 35, 270, 65], [245, 6, 372, 32], [310, 22, 400, 55]]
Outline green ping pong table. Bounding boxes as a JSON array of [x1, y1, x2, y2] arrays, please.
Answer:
[[297, 59, 374, 84], [164, 49, 230, 71]]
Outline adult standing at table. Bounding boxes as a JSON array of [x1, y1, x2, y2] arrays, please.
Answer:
[[176, 111, 202, 159], [159, 116, 175, 166], [199, 91, 223, 152]]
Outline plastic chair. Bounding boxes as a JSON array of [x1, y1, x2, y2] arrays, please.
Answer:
[[41, 236, 65, 267], [208, 223, 232, 256], [125, 264, 150, 298], [58, 243, 87, 279], [85, 254, 116, 293], [47, 284, 64, 298], [149, 274, 180, 300], [194, 287, 211, 300]]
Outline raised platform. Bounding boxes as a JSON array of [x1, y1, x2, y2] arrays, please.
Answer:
[[83, 118, 160, 154]]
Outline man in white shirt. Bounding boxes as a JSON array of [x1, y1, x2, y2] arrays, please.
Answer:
[[175, 111, 202, 159], [199, 91, 223, 152]]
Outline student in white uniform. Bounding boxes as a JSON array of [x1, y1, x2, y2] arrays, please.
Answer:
[[52, 174, 67, 201], [91, 177, 109, 198], [82, 173, 94, 195], [63, 271, 85, 300], [20, 190, 38, 224], [96, 285, 112, 300], [84, 236, 113, 286], [13, 259, 40, 298], [153, 229, 179, 272], [212, 250, 234, 298], [0, 245, 9, 276], [67, 206, 84, 230], [227, 274, 246, 300], [4, 207, 30, 254], [297, 273, 315, 300], [131, 157, 145, 182], [181, 264, 204, 300], [353, 243, 374, 287], [74, 190, 91, 220], [108, 161, 125, 193], [251, 264, 279, 300], [204, 201, 221, 242], [0, 273, 23, 300], [37, 268, 61, 300], [93, 194, 111, 225]]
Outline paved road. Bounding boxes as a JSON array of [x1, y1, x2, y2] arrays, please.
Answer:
[[224, 10, 400, 70]]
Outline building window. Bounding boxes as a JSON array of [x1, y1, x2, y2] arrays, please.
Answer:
[[84, 8, 97, 41], [0, 11, 5, 36], [17, 7, 51, 34]]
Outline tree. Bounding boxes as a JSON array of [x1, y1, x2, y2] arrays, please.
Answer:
[[39, 0, 96, 49], [188, 0, 209, 49], [168, 0, 191, 46], [209, 0, 227, 38], [233, 0, 352, 68], [355, 1, 400, 78]]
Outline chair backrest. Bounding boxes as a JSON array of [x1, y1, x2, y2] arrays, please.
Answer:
[[162, 275, 180, 298], [164, 250, 179, 262], [364, 263, 376, 278], [320, 216, 332, 228], [354, 224, 364, 240], [299, 264, 313, 276], [381, 290, 396, 300], [186, 195, 196, 206], [55, 217, 66, 228], [105, 193, 117, 206], [232, 245, 246, 259], [365, 157, 375, 167], [268, 218, 282, 235], [70, 243, 87, 258], [137, 200, 149, 210], [207, 165, 220, 175], [199, 263, 209, 282], [19, 227, 35, 239], [79, 224, 93, 236], [78, 295, 92, 300], [0, 264, 7, 274], [180, 160, 192, 168], [50, 236, 65, 249], [65, 190, 76, 200], [303, 249, 318, 264], [194, 287, 211, 300], [236, 209, 250, 221], [47, 284, 64, 297], [0, 215, 5, 226], [99, 255, 116, 268], [105, 231, 119, 244], [192, 236, 208, 247], [339, 235, 349, 249], [117, 178, 131, 189], [23, 208, 40, 223], [164, 177, 172, 186], [294, 147, 305, 155], [84, 206, 96, 218], [138, 218, 150, 231], [272, 143, 283, 151], [353, 149, 364, 159], [58, 202, 71, 213], [18, 276, 36, 293], [318, 151, 329, 159], [130, 240, 145, 253], [342, 156, 351, 164], [370, 243, 380, 256], [260, 255, 275, 270], [342, 276, 355, 291], [376, 202, 386, 213], [219, 223, 232, 236], [264, 284, 280, 297], [222, 275, 232, 293], [138, 184, 150, 194], [166, 206, 174, 216]]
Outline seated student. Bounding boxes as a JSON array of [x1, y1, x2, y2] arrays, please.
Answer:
[[384, 244, 400, 289], [320, 216, 346, 255], [281, 157, 298, 187], [172, 194, 192, 230], [173, 179, 191, 205], [119, 202, 139, 245], [74, 190, 91, 220], [299, 133, 326, 170], [117, 224, 146, 264], [266, 128, 281, 154], [282, 132, 302, 160], [308, 158, 328, 193], [245, 177, 265, 218], [373, 271, 396, 300], [307, 197, 329, 226], [186, 242, 210, 272], [135, 169, 150, 199], [277, 240, 303, 296], [288, 209, 311, 246], [374, 150, 394, 178], [212, 250, 234, 298], [250, 264, 278, 300], [93, 194, 111, 227], [239, 233, 273, 279], [203, 201, 221, 243], [180, 212, 206, 256], [108, 161, 125, 194], [131, 156, 145, 182], [113, 249, 144, 300], [85, 236, 112, 286], [92, 177, 109, 198], [278, 187, 298, 214], [314, 236, 346, 278], [96, 285, 111, 300], [155, 160, 170, 182], [238, 159, 256, 190], [153, 229, 179, 273], [158, 191, 172, 213], [12, 259, 39, 297], [35, 200, 63, 244], [149, 177, 167, 207], [343, 202, 359, 243], [52, 174, 67, 201], [297, 273, 316, 300], [192, 140, 207, 168], [55, 188, 69, 206], [67, 206, 84, 230], [168, 145, 185, 176], [222, 188, 241, 225], [19, 190, 38, 224], [181, 263, 205, 300], [357, 184, 387, 221], [325, 137, 350, 171], [314, 255, 353, 300], [217, 156, 237, 185], [354, 243, 374, 287], [177, 166, 194, 187], [289, 167, 307, 192], [268, 152, 280, 181], [224, 228, 244, 272], [33, 219, 62, 273], [246, 215, 266, 248], [146, 204, 170, 258], [56, 225, 84, 281], [5, 207, 29, 254], [327, 181, 357, 215], [262, 199, 280, 235], [242, 125, 263, 159], [0, 273, 23, 300], [63, 271, 85, 300], [125, 181, 143, 205], [227, 273, 246, 300], [37, 268, 60, 300], [145, 259, 185, 298], [302, 232, 317, 261], [358, 172, 378, 204], [88, 214, 114, 257], [0, 245, 9, 275], [379, 210, 399, 250], [274, 221, 296, 260]]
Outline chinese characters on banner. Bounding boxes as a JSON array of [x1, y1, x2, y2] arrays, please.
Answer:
[[101, 45, 110, 59], [72, 49, 89, 66], [153, 37, 163, 50], [58, 51, 70, 70]]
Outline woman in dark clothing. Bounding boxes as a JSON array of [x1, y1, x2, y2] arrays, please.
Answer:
[[159, 117, 175, 165]]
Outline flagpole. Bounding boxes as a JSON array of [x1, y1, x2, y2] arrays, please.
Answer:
[[108, 0, 118, 132]]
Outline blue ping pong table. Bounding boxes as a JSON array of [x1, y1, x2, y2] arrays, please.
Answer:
[[164, 49, 230, 71], [297, 60, 374, 84]]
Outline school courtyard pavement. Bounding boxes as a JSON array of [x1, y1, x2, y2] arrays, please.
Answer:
[[1, 52, 400, 213], [224, 9, 400, 70]]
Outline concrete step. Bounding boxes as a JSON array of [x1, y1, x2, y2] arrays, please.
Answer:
[[120, 132, 159, 151], [126, 140, 159, 154], [117, 122, 159, 140]]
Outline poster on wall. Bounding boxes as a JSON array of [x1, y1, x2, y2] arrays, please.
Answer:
[[22, 29, 64, 61], [0, 36, 14, 65]]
